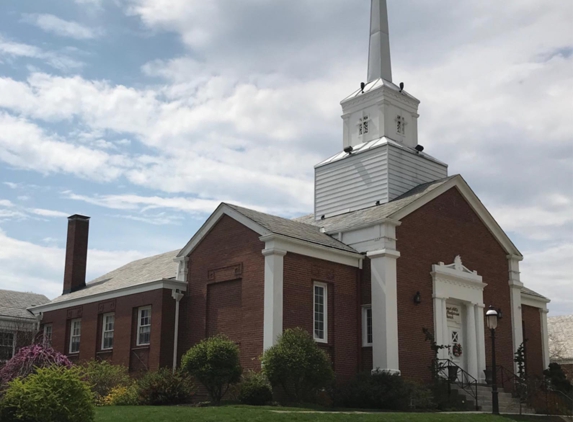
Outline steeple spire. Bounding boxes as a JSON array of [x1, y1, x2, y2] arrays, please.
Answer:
[[367, 0, 392, 83]]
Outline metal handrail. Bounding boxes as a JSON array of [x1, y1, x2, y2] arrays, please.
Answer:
[[435, 358, 479, 410]]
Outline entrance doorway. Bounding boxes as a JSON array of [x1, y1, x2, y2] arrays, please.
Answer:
[[446, 302, 465, 375]]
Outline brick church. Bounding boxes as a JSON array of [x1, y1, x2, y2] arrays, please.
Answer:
[[30, 0, 550, 385]]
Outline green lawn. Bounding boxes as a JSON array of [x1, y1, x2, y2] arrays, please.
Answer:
[[95, 406, 542, 422]]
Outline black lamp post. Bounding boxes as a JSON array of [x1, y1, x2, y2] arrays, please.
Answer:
[[486, 306, 500, 415]]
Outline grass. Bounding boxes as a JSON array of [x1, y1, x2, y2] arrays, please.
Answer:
[[95, 405, 540, 422]]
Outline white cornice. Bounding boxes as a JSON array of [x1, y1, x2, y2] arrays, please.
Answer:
[[521, 292, 550, 309], [260, 234, 363, 268], [28, 279, 187, 315]]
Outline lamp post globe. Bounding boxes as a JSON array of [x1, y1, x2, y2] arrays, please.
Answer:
[[486, 305, 500, 415]]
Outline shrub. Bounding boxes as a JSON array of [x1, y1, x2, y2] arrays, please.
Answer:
[[238, 371, 273, 406], [181, 335, 242, 404], [261, 328, 334, 403], [0, 344, 71, 388], [101, 384, 139, 406], [79, 360, 131, 404], [333, 371, 412, 410], [137, 368, 194, 406], [544, 363, 573, 394], [0, 366, 94, 422]]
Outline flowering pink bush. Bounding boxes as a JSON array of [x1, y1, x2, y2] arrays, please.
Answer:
[[0, 344, 72, 387]]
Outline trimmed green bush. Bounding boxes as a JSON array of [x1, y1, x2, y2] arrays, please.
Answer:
[[0, 366, 94, 422], [333, 371, 413, 410], [181, 335, 242, 404], [238, 371, 273, 406], [137, 368, 194, 406], [261, 327, 334, 403], [102, 383, 140, 406], [80, 360, 131, 404]]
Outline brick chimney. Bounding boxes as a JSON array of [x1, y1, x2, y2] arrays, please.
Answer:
[[63, 215, 90, 294]]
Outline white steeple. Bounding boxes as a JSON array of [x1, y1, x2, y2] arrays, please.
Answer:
[[313, 0, 448, 220], [368, 0, 392, 83]]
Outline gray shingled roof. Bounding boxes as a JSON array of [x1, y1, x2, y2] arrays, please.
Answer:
[[46, 250, 180, 306], [548, 315, 573, 361], [294, 176, 456, 233], [521, 286, 549, 300], [226, 204, 358, 254], [0, 289, 49, 320]]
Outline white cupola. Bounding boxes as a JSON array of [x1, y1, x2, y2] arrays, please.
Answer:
[[314, 0, 448, 220]]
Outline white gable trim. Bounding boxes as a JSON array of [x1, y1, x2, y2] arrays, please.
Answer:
[[389, 175, 522, 258], [27, 279, 187, 315], [521, 292, 550, 309], [176, 204, 271, 261]]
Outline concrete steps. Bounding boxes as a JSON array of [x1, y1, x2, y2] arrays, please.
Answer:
[[453, 384, 536, 414]]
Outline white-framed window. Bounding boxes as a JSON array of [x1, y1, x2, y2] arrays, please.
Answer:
[[0, 331, 15, 361], [358, 115, 370, 136], [362, 305, 373, 346], [137, 306, 151, 346], [69, 319, 81, 354], [43, 324, 53, 347], [101, 313, 115, 350], [313, 282, 328, 343]]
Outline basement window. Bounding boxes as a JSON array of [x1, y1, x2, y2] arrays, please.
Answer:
[[137, 306, 151, 346], [101, 313, 115, 350], [362, 306, 373, 346], [313, 282, 328, 343], [69, 319, 81, 354], [0, 331, 15, 361]]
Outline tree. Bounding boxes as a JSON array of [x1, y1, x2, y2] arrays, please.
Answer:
[[261, 328, 334, 403], [181, 335, 242, 404]]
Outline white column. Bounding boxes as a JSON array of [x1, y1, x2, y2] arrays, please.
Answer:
[[433, 296, 449, 359], [368, 248, 400, 374], [475, 304, 487, 383], [540, 309, 550, 369], [441, 299, 450, 357], [508, 255, 524, 372], [262, 248, 287, 350], [465, 302, 478, 380]]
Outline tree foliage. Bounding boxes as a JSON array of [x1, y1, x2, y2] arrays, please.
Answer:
[[181, 335, 242, 404], [261, 328, 334, 402]]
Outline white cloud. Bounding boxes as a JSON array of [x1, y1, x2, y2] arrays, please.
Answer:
[[0, 35, 83, 71], [0, 228, 151, 299], [0, 200, 14, 207], [29, 208, 69, 218], [21, 14, 103, 39]]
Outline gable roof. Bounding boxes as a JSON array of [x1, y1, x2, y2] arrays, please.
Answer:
[[295, 174, 522, 257], [521, 286, 549, 301], [0, 289, 49, 320], [42, 250, 180, 308], [177, 203, 359, 260]]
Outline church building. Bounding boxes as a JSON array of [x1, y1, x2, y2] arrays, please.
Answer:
[[29, 0, 550, 388]]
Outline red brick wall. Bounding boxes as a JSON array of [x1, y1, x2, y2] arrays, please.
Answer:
[[42, 289, 173, 372], [395, 187, 515, 382], [522, 305, 544, 377], [181, 215, 265, 371], [282, 252, 360, 382]]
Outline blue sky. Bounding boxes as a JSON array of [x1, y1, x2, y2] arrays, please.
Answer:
[[0, 0, 571, 315]]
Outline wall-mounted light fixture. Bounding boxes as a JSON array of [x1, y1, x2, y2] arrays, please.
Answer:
[[413, 291, 421, 305], [497, 308, 503, 320]]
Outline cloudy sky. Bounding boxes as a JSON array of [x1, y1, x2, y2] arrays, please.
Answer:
[[0, 0, 571, 315]]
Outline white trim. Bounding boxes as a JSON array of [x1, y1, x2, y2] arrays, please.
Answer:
[[69, 318, 81, 354], [261, 234, 363, 268], [262, 248, 287, 350], [28, 279, 187, 314], [313, 282, 328, 344], [362, 305, 373, 347], [171, 289, 184, 373], [101, 313, 115, 351], [521, 293, 550, 309], [136, 306, 151, 347], [389, 175, 522, 257]]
